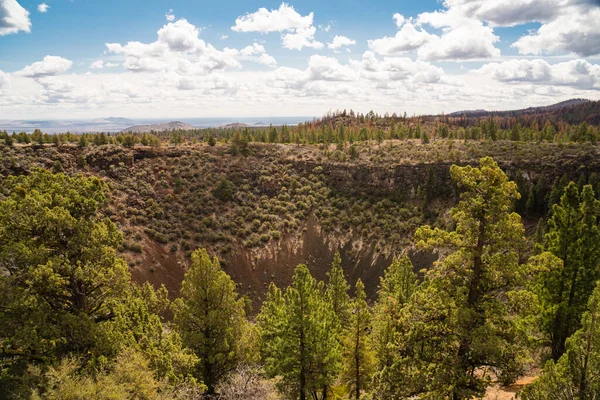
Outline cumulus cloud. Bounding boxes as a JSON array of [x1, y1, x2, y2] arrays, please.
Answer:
[[513, 6, 600, 57], [356, 51, 445, 85], [232, 3, 323, 50], [90, 60, 104, 69], [437, 0, 600, 57], [328, 35, 356, 50], [18, 56, 73, 78], [257, 53, 277, 68], [368, 10, 500, 60], [0, 70, 10, 88], [0, 0, 31, 36], [106, 18, 240, 74], [368, 15, 434, 55], [416, 17, 500, 60], [37, 3, 49, 13], [478, 59, 600, 90]]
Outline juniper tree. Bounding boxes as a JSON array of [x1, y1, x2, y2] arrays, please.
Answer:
[[172, 249, 246, 394], [401, 157, 531, 399]]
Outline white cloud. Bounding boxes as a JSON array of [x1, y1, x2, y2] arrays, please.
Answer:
[[368, 16, 434, 55], [165, 9, 175, 22], [90, 60, 104, 69], [18, 56, 73, 78], [37, 3, 49, 13], [478, 59, 600, 90], [356, 51, 445, 85], [513, 6, 600, 57], [416, 17, 500, 61], [438, 0, 600, 57], [369, 10, 500, 60], [220, 34, 229, 40], [328, 35, 356, 50], [0, 70, 10, 88], [258, 53, 277, 68], [0, 0, 31, 36], [106, 18, 240, 74], [282, 26, 323, 50], [232, 3, 313, 33], [240, 43, 265, 56], [232, 3, 323, 50]]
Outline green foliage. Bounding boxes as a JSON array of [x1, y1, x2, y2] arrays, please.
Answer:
[[257, 265, 341, 400], [325, 251, 351, 329], [172, 248, 246, 394], [535, 182, 600, 360], [213, 177, 234, 202], [405, 157, 531, 398], [521, 283, 600, 400], [0, 170, 130, 370], [341, 279, 375, 399]]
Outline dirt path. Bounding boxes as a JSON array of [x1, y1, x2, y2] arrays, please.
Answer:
[[484, 376, 537, 400]]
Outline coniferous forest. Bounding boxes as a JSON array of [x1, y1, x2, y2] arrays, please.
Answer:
[[3, 102, 600, 399]]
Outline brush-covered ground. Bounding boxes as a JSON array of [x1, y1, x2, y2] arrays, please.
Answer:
[[1, 139, 599, 304]]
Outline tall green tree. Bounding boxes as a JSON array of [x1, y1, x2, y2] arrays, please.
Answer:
[[325, 251, 350, 329], [0, 170, 130, 368], [258, 265, 340, 400], [521, 282, 600, 400], [341, 279, 374, 400], [404, 157, 530, 399], [172, 249, 246, 394], [537, 183, 600, 360], [371, 256, 417, 374]]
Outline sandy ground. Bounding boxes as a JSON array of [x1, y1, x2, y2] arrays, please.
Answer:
[[484, 376, 537, 400]]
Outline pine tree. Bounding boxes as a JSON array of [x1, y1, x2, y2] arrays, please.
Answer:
[[521, 283, 600, 399], [371, 256, 418, 395], [404, 157, 530, 399], [342, 279, 374, 399], [325, 251, 350, 329], [258, 265, 340, 400], [172, 249, 246, 394], [537, 183, 600, 360]]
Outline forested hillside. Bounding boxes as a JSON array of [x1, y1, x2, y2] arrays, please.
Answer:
[[2, 117, 600, 398]]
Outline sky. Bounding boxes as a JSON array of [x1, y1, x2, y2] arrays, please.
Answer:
[[0, 0, 599, 119]]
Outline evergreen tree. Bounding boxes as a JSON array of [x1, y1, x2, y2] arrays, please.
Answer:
[[172, 249, 246, 394], [537, 183, 600, 360], [342, 279, 374, 399], [521, 283, 600, 399], [371, 256, 418, 394], [0, 170, 131, 390], [258, 265, 340, 400], [404, 157, 530, 398], [325, 251, 350, 329]]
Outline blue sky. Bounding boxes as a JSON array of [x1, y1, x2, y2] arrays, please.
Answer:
[[0, 0, 599, 119]]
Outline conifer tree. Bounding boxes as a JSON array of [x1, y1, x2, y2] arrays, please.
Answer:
[[400, 157, 530, 399], [342, 279, 374, 399], [537, 183, 600, 360], [521, 283, 600, 399], [258, 265, 340, 400], [172, 249, 246, 394], [325, 251, 351, 329], [371, 256, 417, 371]]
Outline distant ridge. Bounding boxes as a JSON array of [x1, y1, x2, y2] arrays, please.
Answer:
[[120, 121, 196, 133], [448, 99, 591, 117]]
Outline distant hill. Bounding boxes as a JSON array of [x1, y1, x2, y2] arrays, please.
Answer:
[[120, 121, 196, 133], [448, 99, 591, 118], [444, 98, 600, 127], [220, 123, 249, 129]]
